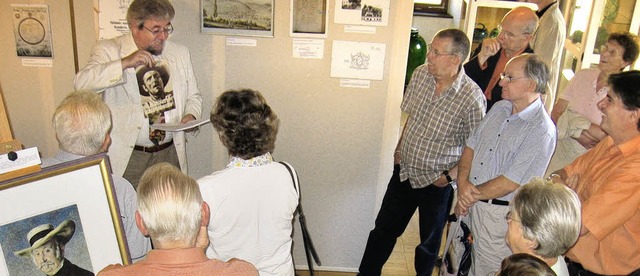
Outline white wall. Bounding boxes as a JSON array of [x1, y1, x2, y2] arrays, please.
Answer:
[[1, 0, 416, 271]]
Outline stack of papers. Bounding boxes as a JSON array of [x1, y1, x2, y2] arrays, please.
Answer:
[[151, 118, 210, 132]]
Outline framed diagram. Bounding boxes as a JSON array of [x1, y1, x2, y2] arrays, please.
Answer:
[[11, 4, 54, 58], [0, 154, 129, 275], [201, 0, 274, 37], [291, 0, 328, 37]]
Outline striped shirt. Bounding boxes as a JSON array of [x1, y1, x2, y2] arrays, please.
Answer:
[[466, 98, 556, 200], [400, 65, 486, 188]]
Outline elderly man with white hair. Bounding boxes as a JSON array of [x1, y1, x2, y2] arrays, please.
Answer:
[[505, 178, 581, 276], [455, 54, 557, 275], [98, 163, 258, 275], [41, 91, 151, 262]]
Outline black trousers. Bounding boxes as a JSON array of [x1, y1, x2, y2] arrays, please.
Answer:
[[358, 165, 452, 276]]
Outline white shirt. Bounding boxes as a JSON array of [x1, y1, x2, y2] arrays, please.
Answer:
[[198, 153, 299, 276], [552, 256, 570, 276]]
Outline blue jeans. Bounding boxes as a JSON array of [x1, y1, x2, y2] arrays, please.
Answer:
[[359, 165, 452, 276]]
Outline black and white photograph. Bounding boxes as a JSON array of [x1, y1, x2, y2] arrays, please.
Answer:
[[201, 0, 274, 37]]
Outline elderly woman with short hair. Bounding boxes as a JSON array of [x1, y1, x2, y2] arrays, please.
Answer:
[[198, 89, 298, 276], [505, 179, 581, 276]]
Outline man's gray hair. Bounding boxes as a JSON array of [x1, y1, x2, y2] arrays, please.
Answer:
[[126, 0, 175, 29], [520, 54, 550, 94], [434, 28, 471, 62], [511, 178, 581, 258], [52, 91, 111, 156], [137, 163, 202, 245]]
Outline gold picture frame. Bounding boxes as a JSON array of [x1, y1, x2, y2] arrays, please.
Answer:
[[0, 154, 129, 275]]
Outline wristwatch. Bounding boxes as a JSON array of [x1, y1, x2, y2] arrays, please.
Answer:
[[442, 170, 453, 183]]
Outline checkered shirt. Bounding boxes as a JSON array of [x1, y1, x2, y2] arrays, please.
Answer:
[[399, 65, 486, 188]]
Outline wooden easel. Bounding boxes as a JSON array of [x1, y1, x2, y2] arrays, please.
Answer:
[[0, 86, 20, 154], [0, 86, 40, 182]]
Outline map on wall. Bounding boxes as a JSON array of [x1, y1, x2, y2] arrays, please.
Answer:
[[98, 0, 133, 40]]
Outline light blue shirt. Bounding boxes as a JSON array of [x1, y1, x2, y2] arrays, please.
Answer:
[[42, 150, 152, 261], [466, 98, 556, 201]]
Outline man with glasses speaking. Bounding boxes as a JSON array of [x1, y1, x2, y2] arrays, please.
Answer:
[[74, 0, 202, 188], [358, 29, 486, 276], [465, 6, 538, 111]]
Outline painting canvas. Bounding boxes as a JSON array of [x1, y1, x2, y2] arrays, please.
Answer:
[[0, 205, 93, 275], [0, 154, 129, 275], [202, 0, 274, 37]]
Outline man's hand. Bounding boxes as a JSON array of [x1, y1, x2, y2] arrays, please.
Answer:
[[181, 114, 196, 124], [477, 38, 501, 66], [457, 179, 480, 207], [454, 201, 470, 217], [455, 179, 480, 217], [121, 49, 156, 69]]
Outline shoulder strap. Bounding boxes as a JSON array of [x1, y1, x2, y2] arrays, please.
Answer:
[[279, 161, 300, 199], [278, 161, 321, 270]]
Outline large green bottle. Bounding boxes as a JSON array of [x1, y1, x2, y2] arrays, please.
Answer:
[[405, 27, 427, 87]]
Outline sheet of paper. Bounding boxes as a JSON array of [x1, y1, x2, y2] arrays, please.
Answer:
[[330, 40, 386, 80], [293, 38, 324, 59], [151, 118, 210, 132], [0, 147, 41, 175], [98, 0, 132, 40]]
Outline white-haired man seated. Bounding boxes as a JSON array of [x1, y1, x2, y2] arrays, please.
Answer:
[[98, 163, 258, 275], [41, 91, 151, 261]]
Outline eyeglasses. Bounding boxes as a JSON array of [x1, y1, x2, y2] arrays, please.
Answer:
[[500, 72, 528, 83], [505, 211, 520, 223], [426, 44, 456, 58], [600, 44, 621, 57], [143, 24, 174, 36], [496, 25, 529, 40]]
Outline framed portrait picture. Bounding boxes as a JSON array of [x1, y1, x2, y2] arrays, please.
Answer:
[[291, 0, 328, 37], [201, 0, 275, 37], [0, 154, 129, 275]]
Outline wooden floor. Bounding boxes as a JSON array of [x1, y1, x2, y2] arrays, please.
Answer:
[[296, 211, 443, 276]]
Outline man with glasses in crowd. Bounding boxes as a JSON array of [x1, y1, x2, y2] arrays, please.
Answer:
[[74, 0, 202, 187], [358, 28, 486, 276], [455, 54, 556, 276], [465, 6, 538, 111]]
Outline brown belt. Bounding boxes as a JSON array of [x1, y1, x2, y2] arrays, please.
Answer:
[[134, 140, 173, 153]]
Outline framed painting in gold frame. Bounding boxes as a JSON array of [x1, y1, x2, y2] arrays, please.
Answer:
[[0, 154, 129, 275]]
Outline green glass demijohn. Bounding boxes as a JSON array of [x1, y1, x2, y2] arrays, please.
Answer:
[[406, 27, 427, 87]]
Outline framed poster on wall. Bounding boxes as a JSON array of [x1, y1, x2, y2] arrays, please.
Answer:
[[201, 0, 274, 37], [291, 0, 328, 37]]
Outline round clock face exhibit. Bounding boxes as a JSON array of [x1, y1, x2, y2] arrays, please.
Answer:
[[18, 17, 46, 45]]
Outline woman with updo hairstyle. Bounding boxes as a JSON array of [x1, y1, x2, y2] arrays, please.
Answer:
[[198, 89, 299, 276]]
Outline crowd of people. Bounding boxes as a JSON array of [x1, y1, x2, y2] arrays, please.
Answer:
[[19, 0, 640, 275]]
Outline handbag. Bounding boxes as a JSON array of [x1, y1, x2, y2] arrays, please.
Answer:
[[280, 162, 322, 275], [440, 215, 473, 276]]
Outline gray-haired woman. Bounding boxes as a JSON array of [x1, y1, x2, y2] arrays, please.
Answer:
[[198, 89, 298, 276]]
